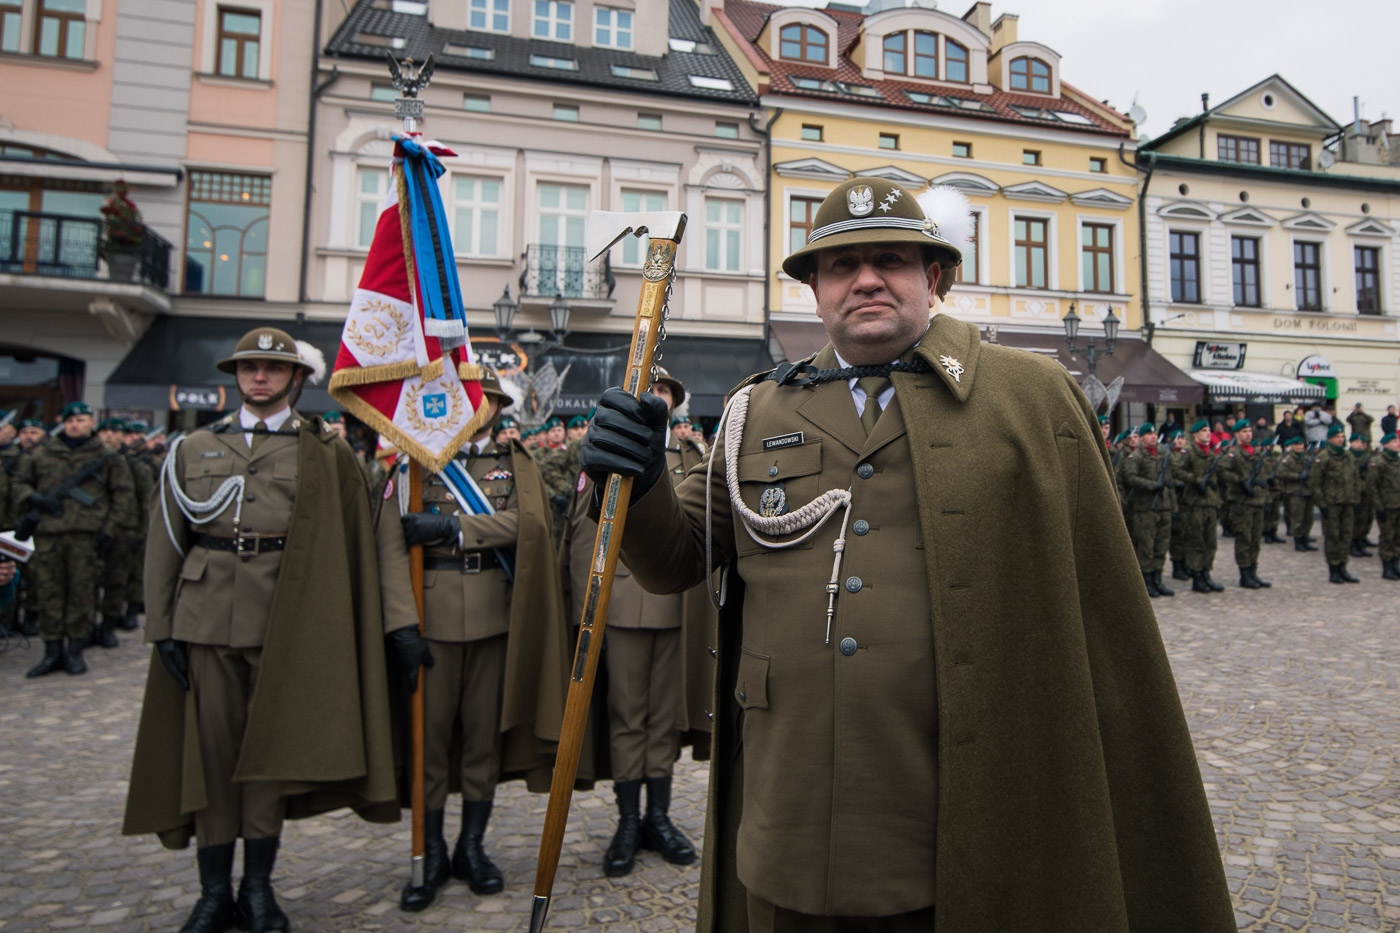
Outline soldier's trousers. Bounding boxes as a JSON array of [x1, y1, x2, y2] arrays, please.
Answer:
[[1182, 505, 1218, 573], [1379, 511, 1400, 561], [189, 645, 287, 847], [31, 532, 100, 640], [1323, 505, 1356, 566], [100, 531, 133, 616], [1288, 495, 1315, 539], [423, 635, 507, 809], [1268, 496, 1282, 533], [747, 892, 935, 933], [606, 626, 681, 782], [1233, 505, 1264, 568], [1354, 494, 1375, 543], [1169, 508, 1186, 563], [125, 535, 146, 605], [1128, 510, 1171, 573]]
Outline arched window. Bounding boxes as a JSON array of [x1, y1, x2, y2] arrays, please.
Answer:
[[882, 32, 905, 73], [945, 39, 968, 82], [1010, 56, 1051, 93], [779, 23, 827, 64], [913, 31, 937, 78]]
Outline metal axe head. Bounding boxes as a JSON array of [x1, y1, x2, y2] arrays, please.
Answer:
[[585, 210, 687, 262]]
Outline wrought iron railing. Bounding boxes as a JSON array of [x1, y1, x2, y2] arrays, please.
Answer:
[[0, 210, 172, 289], [520, 244, 614, 300]]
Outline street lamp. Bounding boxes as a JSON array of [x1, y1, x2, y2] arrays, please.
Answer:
[[492, 285, 518, 340], [1062, 302, 1118, 376], [548, 292, 572, 342]]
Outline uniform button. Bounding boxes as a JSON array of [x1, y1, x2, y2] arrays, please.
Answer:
[[768, 466, 778, 477], [245, 494, 255, 502], [845, 576, 862, 593], [247, 465, 257, 474], [853, 520, 869, 536], [708, 647, 716, 657], [738, 690, 747, 702], [839, 637, 857, 656], [857, 463, 874, 479]]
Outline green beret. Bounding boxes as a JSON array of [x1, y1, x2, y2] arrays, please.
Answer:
[[1097, 415, 1109, 425], [543, 416, 564, 430], [1351, 432, 1366, 443], [1384, 433, 1398, 445], [127, 420, 149, 433], [1139, 423, 1156, 434], [567, 416, 587, 429], [495, 416, 518, 431], [1233, 419, 1251, 432], [62, 401, 93, 419], [19, 418, 43, 429], [670, 415, 690, 426], [98, 418, 126, 432], [323, 410, 343, 423], [1190, 420, 1209, 433], [1166, 429, 1183, 441], [1328, 423, 1345, 437], [1112, 431, 1127, 444], [1286, 435, 1304, 446]]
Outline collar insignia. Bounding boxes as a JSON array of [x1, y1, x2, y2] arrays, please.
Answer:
[[938, 355, 964, 383]]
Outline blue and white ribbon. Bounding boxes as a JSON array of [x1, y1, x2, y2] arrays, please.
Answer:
[[396, 135, 467, 349], [439, 458, 515, 581]]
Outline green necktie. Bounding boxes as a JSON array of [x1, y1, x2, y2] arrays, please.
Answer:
[[250, 420, 268, 455], [857, 376, 892, 436]]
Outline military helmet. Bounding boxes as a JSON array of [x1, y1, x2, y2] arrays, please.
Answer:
[[479, 366, 513, 412], [651, 366, 686, 408], [781, 177, 965, 296], [217, 327, 309, 375]]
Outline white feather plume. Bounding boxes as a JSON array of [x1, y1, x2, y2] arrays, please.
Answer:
[[915, 184, 975, 264], [296, 340, 327, 385]]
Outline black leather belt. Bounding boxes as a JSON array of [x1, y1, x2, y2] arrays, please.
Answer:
[[424, 552, 501, 574], [194, 532, 289, 557]]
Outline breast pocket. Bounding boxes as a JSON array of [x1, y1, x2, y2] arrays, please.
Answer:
[[734, 441, 823, 555], [183, 455, 233, 501]]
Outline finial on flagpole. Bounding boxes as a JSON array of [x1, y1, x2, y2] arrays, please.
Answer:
[[387, 52, 435, 134]]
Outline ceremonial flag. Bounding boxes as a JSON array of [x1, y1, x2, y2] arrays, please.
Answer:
[[328, 135, 488, 471]]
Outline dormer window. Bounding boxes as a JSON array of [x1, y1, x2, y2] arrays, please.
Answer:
[[1009, 56, 1050, 93], [779, 23, 827, 63], [945, 39, 968, 82], [883, 30, 938, 78]]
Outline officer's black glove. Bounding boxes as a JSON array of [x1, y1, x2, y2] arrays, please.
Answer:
[[1319, 506, 1329, 519], [386, 626, 434, 692], [550, 493, 570, 513], [401, 512, 458, 548], [579, 388, 668, 498], [156, 638, 190, 691], [14, 514, 36, 542], [1378, 509, 1388, 522], [26, 492, 61, 515]]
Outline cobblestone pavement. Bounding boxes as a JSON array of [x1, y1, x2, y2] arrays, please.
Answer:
[[1, 532, 1399, 931]]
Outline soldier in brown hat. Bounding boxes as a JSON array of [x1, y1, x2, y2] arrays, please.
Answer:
[[375, 366, 568, 909], [579, 177, 1235, 931], [560, 364, 715, 877], [123, 326, 403, 933]]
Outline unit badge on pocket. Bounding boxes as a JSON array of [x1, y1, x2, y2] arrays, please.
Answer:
[[759, 483, 787, 518]]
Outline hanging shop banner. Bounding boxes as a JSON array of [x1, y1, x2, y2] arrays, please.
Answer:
[[1193, 341, 1247, 369], [1297, 355, 1337, 379]]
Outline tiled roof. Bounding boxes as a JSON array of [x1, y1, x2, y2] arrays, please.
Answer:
[[725, 0, 1128, 138], [326, 0, 758, 105]]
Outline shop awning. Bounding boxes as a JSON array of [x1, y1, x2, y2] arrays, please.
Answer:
[[1187, 369, 1327, 403], [105, 317, 771, 419]]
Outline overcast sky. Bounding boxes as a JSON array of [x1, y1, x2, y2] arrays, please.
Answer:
[[777, 0, 1398, 141]]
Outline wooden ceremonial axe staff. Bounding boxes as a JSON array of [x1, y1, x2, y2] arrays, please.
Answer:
[[530, 209, 687, 933]]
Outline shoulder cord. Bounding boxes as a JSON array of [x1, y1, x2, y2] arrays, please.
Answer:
[[705, 383, 854, 644], [158, 435, 247, 559]]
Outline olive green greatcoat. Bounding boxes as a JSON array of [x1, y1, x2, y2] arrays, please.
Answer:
[[619, 314, 1235, 932], [122, 415, 400, 849]]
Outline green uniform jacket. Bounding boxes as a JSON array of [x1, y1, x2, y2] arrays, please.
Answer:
[[621, 314, 1234, 932], [1121, 447, 1175, 512], [1366, 452, 1400, 509], [1180, 443, 1223, 508], [1276, 450, 1309, 497], [1218, 444, 1270, 506], [122, 417, 400, 849], [11, 435, 136, 535], [1315, 444, 1361, 506], [126, 449, 156, 533]]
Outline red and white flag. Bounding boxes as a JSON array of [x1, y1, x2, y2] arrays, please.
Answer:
[[328, 139, 488, 471]]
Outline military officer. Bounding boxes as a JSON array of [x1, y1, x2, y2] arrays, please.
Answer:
[[92, 418, 139, 648], [120, 420, 157, 630], [1218, 419, 1271, 588], [1368, 432, 1400, 580], [12, 402, 136, 675], [579, 177, 1234, 931], [123, 326, 401, 933], [1349, 432, 1377, 557], [493, 415, 520, 447], [376, 368, 567, 909], [1314, 422, 1361, 583], [562, 365, 713, 877], [17, 416, 46, 452], [1178, 420, 1226, 593], [566, 415, 589, 442], [1121, 423, 1176, 597], [1276, 435, 1318, 551]]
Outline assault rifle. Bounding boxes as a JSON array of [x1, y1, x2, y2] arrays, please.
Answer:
[[14, 451, 117, 541], [1297, 443, 1325, 492], [1149, 447, 1173, 510], [1241, 444, 1271, 498], [1186, 440, 1233, 508]]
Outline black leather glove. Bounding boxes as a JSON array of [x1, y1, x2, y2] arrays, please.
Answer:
[[1378, 509, 1388, 522], [401, 512, 458, 548], [551, 493, 570, 513], [579, 387, 668, 498], [156, 638, 190, 690], [14, 514, 36, 542], [1319, 506, 1329, 519], [26, 492, 61, 515], [386, 627, 434, 692]]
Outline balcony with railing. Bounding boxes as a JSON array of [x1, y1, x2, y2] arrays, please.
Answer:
[[519, 244, 614, 302], [0, 209, 173, 298]]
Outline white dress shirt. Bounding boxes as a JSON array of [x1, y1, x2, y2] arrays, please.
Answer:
[[239, 406, 292, 449]]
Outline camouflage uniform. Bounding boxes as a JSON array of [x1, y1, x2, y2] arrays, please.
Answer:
[[1351, 447, 1376, 555], [12, 433, 136, 650], [1366, 449, 1400, 577], [1314, 440, 1361, 580], [1276, 446, 1318, 550], [1120, 443, 1176, 596], [99, 454, 139, 625], [1218, 442, 1271, 587], [123, 447, 156, 624], [1168, 449, 1191, 577], [1178, 442, 1224, 592]]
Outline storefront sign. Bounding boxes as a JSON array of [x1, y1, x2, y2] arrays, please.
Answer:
[[1193, 341, 1247, 369], [1342, 379, 1393, 396], [1297, 355, 1337, 379], [169, 386, 226, 411]]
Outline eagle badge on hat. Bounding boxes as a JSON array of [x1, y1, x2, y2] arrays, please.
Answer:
[[848, 185, 874, 217], [258, 333, 273, 350]]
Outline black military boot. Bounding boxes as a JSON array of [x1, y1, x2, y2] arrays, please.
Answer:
[[1302, 537, 1319, 551], [1170, 560, 1190, 581], [1203, 571, 1225, 592], [1142, 572, 1160, 598], [603, 779, 643, 877], [641, 775, 697, 866], [121, 602, 143, 630], [181, 842, 237, 933], [18, 609, 38, 637], [1153, 571, 1175, 597], [1262, 528, 1279, 544], [1294, 537, 1308, 552], [452, 800, 504, 895], [400, 807, 451, 911], [64, 638, 87, 674], [26, 640, 65, 677], [1239, 567, 1261, 589], [1338, 563, 1360, 583], [235, 837, 289, 932], [1249, 566, 1271, 588], [1350, 541, 1368, 558], [1383, 559, 1400, 581], [1329, 564, 1345, 584], [1191, 570, 1213, 594], [96, 615, 121, 648]]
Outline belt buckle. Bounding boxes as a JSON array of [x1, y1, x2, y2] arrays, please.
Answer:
[[236, 532, 258, 560], [462, 552, 481, 574]]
